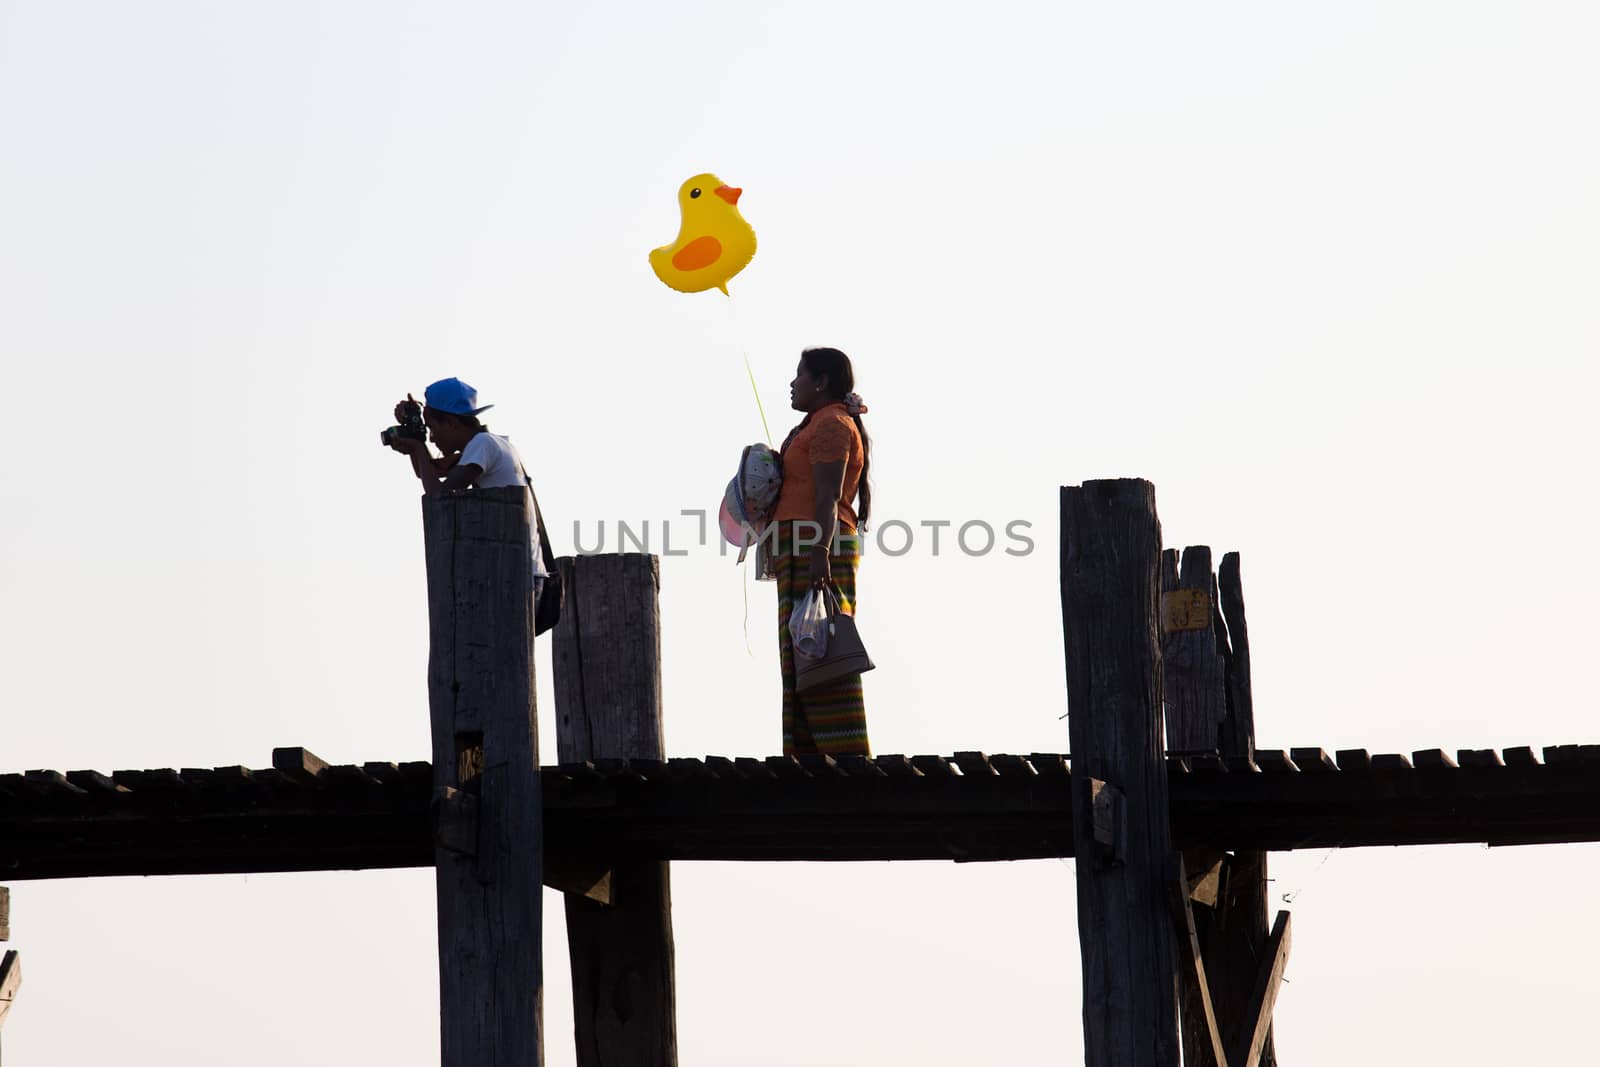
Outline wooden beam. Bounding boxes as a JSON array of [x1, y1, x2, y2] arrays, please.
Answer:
[[1165, 856, 1230, 1067], [1230, 911, 1291, 1067], [543, 861, 612, 905], [552, 553, 677, 1067], [1062, 479, 1180, 1066], [423, 486, 543, 1066], [0, 887, 8, 942]]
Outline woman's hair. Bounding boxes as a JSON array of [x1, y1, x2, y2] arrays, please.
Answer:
[[800, 346, 872, 527]]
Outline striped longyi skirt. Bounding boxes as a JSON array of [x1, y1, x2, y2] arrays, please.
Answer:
[[773, 524, 871, 756]]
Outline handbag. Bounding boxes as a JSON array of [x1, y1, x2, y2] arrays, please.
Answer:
[[795, 584, 875, 692], [527, 481, 563, 637]]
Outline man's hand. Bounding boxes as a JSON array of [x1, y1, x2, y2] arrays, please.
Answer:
[[387, 434, 428, 456]]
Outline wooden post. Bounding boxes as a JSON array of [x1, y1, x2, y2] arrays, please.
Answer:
[[1212, 552, 1278, 1067], [1162, 549, 1282, 1067], [1061, 479, 1180, 1067], [1161, 546, 1230, 1067], [423, 486, 543, 1066], [551, 553, 677, 1067], [1160, 547, 1227, 754]]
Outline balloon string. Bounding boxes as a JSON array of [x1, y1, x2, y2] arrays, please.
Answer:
[[726, 296, 772, 447], [744, 350, 773, 447], [741, 562, 754, 656]]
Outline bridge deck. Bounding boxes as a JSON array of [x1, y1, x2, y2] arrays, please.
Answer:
[[3, 747, 1599, 881]]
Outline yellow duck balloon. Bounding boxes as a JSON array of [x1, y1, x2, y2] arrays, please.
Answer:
[[649, 172, 757, 295]]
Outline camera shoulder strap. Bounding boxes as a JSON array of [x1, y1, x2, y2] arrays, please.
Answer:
[[518, 462, 557, 573]]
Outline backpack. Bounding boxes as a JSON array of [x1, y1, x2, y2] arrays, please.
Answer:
[[718, 443, 783, 562]]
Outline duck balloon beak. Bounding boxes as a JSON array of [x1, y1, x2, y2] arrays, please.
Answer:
[[715, 185, 742, 205]]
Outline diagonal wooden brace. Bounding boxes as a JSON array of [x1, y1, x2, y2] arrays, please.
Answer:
[[1230, 910, 1292, 1067], [0, 949, 20, 1028], [1166, 854, 1231, 1067]]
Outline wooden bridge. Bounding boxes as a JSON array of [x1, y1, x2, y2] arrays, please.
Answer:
[[5, 744, 1600, 881], [3, 478, 1593, 1066]]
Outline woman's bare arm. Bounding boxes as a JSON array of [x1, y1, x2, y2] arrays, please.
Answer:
[[809, 458, 847, 585]]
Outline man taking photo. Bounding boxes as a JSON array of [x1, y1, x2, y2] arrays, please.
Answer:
[[386, 376, 549, 602]]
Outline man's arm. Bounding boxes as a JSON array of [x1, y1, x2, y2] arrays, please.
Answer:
[[392, 438, 482, 497]]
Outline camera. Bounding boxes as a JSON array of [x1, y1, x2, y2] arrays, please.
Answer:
[[381, 398, 426, 448]]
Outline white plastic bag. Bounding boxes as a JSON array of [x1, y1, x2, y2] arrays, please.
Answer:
[[791, 586, 832, 661]]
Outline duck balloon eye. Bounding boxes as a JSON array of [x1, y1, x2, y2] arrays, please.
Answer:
[[690, 188, 701, 198]]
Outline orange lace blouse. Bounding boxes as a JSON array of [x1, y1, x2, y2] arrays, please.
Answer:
[[773, 402, 865, 531]]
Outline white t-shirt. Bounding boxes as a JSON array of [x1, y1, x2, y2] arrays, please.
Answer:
[[459, 432, 548, 579], [460, 431, 525, 489]]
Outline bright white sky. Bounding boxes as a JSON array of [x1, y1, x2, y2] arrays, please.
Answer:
[[1, 0, 1597, 1062]]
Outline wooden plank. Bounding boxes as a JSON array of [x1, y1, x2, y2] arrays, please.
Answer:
[[1027, 753, 1069, 776], [550, 552, 677, 1067], [834, 754, 884, 778], [1253, 750, 1297, 775], [64, 770, 124, 795], [24, 770, 85, 796], [873, 755, 921, 778], [0, 887, 8, 942], [953, 752, 997, 777], [362, 762, 402, 785], [1166, 856, 1231, 1067], [1230, 911, 1291, 1067], [629, 758, 668, 781], [704, 756, 745, 781], [320, 765, 375, 790], [733, 757, 777, 781], [204, 765, 254, 787], [990, 754, 1037, 778], [113, 768, 186, 791], [423, 486, 543, 1066], [1335, 749, 1372, 774], [0, 949, 18, 1027], [765, 756, 810, 780], [592, 755, 633, 780], [797, 754, 845, 779], [1290, 748, 1337, 773], [271, 747, 330, 785], [1061, 479, 1180, 1066]]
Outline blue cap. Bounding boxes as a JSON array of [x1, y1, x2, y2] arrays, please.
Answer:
[[423, 377, 494, 416]]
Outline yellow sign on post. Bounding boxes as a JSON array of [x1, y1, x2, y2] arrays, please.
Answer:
[[1161, 588, 1211, 633]]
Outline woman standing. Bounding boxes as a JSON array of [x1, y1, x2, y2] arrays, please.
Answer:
[[771, 347, 873, 756]]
